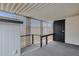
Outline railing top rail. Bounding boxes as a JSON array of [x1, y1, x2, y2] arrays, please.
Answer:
[[21, 33, 54, 37], [41, 33, 54, 37], [20, 34, 41, 37], [20, 34, 31, 37]]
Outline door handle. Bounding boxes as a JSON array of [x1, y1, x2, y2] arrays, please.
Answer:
[[62, 30, 64, 32]]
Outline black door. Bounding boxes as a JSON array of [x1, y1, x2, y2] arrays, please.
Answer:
[[53, 20, 65, 42]]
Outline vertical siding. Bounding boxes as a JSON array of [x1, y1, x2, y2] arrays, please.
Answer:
[[0, 22, 20, 56]]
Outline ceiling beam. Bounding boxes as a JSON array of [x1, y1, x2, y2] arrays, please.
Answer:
[[20, 3, 34, 13], [1, 3, 4, 10], [10, 3, 16, 12], [23, 3, 38, 13], [16, 3, 28, 14], [5, 3, 10, 11], [13, 3, 22, 12]]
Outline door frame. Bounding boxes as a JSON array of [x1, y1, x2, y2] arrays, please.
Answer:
[[53, 19, 65, 43]]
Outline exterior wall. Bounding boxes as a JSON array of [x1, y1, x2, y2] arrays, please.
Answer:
[[0, 13, 31, 55], [65, 15, 79, 45], [0, 22, 21, 56], [0, 16, 31, 56]]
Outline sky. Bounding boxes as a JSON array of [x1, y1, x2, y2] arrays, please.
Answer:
[[31, 19, 52, 27]]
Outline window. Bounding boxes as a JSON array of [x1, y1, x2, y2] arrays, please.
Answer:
[[31, 19, 41, 44], [31, 19, 41, 35]]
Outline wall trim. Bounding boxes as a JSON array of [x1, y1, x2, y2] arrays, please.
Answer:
[[0, 19, 23, 24]]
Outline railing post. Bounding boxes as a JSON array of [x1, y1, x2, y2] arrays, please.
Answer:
[[52, 33, 54, 41], [32, 34, 34, 44], [40, 36, 42, 47], [46, 36, 48, 45]]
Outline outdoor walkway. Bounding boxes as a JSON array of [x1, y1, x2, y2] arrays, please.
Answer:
[[22, 41, 79, 56]]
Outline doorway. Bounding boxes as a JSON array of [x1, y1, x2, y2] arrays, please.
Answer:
[[53, 20, 65, 42]]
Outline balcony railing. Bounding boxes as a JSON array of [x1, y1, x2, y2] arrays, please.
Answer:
[[21, 33, 54, 48], [21, 34, 41, 44], [40, 33, 54, 47]]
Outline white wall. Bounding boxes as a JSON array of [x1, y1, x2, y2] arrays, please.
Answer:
[[0, 22, 21, 56], [65, 15, 79, 45]]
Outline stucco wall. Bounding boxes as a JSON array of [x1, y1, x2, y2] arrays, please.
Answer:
[[65, 15, 79, 45]]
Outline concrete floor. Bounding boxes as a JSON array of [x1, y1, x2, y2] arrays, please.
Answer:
[[21, 41, 79, 56]]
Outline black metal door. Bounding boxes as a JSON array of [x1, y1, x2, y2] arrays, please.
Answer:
[[53, 20, 65, 42]]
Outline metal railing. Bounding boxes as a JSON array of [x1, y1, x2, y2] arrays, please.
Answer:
[[40, 33, 54, 47], [21, 33, 54, 48], [21, 34, 41, 44]]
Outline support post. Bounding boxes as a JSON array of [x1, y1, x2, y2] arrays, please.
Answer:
[[32, 34, 34, 44], [46, 36, 48, 45], [40, 36, 42, 47]]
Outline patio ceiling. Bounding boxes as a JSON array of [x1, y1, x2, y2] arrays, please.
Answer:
[[0, 3, 79, 20]]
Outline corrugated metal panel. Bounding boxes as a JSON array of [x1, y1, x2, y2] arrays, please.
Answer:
[[0, 3, 49, 17], [0, 3, 79, 20], [0, 22, 20, 56]]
